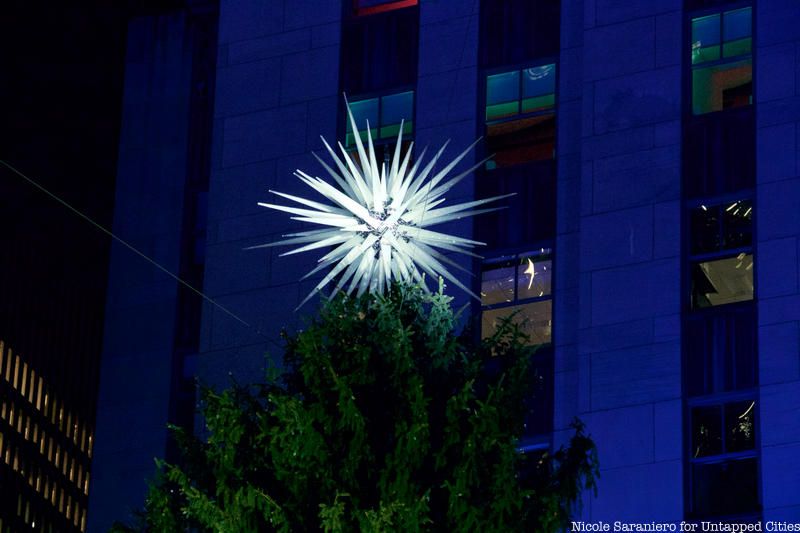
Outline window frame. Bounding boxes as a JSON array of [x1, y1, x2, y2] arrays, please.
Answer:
[[685, 196, 755, 311], [479, 59, 559, 170], [686, 2, 754, 116], [479, 247, 554, 340], [341, 87, 416, 151], [478, 246, 556, 440], [685, 393, 761, 519]]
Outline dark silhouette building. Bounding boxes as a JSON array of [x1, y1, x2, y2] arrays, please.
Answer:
[[0, 5, 129, 532]]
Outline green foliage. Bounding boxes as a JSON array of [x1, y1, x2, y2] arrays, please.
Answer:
[[119, 282, 598, 532]]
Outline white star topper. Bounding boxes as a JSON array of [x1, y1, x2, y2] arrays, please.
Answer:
[[251, 100, 512, 309]]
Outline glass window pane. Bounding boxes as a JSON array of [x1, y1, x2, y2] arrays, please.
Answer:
[[380, 91, 414, 139], [725, 400, 756, 452], [692, 254, 754, 308], [691, 200, 752, 255], [486, 113, 556, 168], [481, 259, 515, 305], [723, 37, 751, 58], [522, 64, 556, 106], [692, 14, 721, 64], [690, 204, 721, 255], [486, 70, 520, 120], [691, 405, 722, 458], [516, 251, 552, 300], [481, 300, 552, 345], [723, 7, 752, 58], [692, 59, 752, 115], [691, 458, 759, 517], [723, 8, 752, 42], [721, 199, 753, 250], [346, 98, 379, 146]]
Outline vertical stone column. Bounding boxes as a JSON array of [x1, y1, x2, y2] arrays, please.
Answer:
[[572, 0, 684, 520], [756, 0, 800, 520], [197, 0, 342, 392]]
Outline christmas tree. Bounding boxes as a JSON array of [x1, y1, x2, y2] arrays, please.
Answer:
[[118, 282, 597, 532]]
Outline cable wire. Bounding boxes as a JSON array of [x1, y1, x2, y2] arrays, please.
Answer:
[[0, 158, 252, 329]]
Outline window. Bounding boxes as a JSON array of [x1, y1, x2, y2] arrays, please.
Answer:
[[690, 7, 752, 115], [480, 249, 553, 345], [689, 399, 759, 517], [345, 91, 414, 147], [689, 199, 753, 309], [353, 0, 417, 17], [481, 249, 554, 437], [484, 64, 556, 169]]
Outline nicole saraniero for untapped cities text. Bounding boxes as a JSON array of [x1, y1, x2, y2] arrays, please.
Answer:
[[570, 521, 800, 532]]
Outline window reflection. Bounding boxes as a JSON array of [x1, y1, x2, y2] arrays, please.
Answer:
[[485, 63, 556, 168], [692, 405, 722, 458], [690, 200, 752, 255], [692, 59, 752, 115], [725, 400, 755, 452], [482, 300, 552, 345], [346, 91, 414, 147], [691, 7, 752, 115], [691, 253, 753, 308], [354, 0, 418, 17], [481, 249, 553, 346]]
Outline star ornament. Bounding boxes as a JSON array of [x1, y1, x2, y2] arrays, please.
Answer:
[[250, 102, 513, 309]]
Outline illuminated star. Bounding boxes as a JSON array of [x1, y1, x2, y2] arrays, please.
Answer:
[[250, 100, 512, 309]]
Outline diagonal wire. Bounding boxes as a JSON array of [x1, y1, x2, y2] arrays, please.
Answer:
[[0, 158, 253, 330]]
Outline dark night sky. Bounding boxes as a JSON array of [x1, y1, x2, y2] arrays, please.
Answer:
[[0, 1, 175, 413]]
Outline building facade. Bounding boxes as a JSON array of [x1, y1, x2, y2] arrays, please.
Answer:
[[89, 0, 800, 529]]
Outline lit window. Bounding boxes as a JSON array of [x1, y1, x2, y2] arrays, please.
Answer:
[[691, 7, 752, 115], [481, 249, 552, 345], [13, 354, 20, 388], [345, 91, 414, 147], [21, 361, 28, 396], [485, 64, 556, 169], [692, 254, 753, 308], [36, 378, 43, 410], [353, 0, 417, 16], [689, 400, 758, 517], [690, 200, 753, 309], [28, 369, 35, 403]]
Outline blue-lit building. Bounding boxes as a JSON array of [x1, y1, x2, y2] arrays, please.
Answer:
[[88, 0, 800, 530]]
